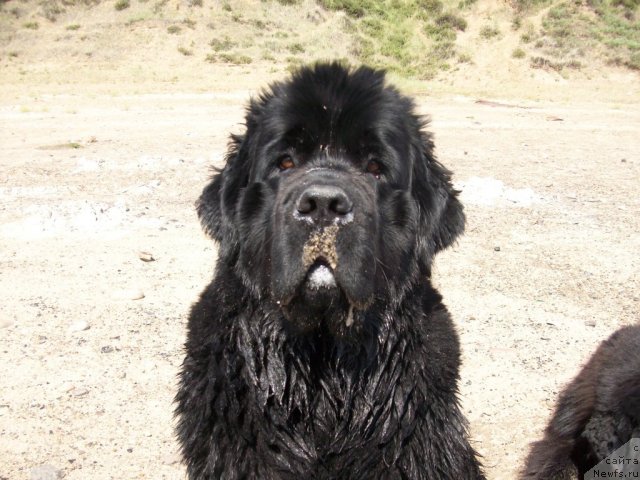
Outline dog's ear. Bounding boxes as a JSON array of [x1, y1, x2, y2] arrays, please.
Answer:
[[412, 130, 465, 266], [196, 134, 248, 246]]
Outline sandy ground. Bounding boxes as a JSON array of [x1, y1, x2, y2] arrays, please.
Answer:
[[1, 84, 639, 480]]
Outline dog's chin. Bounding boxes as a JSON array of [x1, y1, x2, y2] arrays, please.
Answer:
[[280, 262, 353, 335]]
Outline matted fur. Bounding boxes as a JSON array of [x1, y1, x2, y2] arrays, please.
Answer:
[[175, 63, 484, 479], [521, 325, 640, 479]]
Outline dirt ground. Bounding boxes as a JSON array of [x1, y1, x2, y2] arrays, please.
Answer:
[[1, 75, 639, 480]]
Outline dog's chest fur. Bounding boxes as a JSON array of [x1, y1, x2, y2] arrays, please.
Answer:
[[235, 307, 420, 463]]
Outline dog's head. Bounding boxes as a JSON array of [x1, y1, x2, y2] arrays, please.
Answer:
[[198, 63, 464, 335]]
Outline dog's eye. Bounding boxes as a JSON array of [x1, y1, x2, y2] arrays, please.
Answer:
[[366, 159, 382, 177], [278, 155, 295, 171]]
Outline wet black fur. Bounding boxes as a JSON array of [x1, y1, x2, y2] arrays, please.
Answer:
[[175, 63, 484, 479], [521, 325, 640, 479]]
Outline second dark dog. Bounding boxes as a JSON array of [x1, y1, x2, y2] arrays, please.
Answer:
[[522, 324, 640, 479]]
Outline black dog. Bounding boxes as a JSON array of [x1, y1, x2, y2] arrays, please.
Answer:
[[521, 325, 640, 479], [175, 62, 484, 479]]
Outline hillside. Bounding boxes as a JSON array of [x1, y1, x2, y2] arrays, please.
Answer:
[[0, 0, 638, 99]]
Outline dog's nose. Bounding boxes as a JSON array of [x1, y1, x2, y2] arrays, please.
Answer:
[[296, 185, 353, 224]]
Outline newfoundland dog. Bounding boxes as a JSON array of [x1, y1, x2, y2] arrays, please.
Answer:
[[522, 325, 640, 479], [175, 62, 484, 479]]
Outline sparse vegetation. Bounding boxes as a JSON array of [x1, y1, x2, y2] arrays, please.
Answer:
[[210, 36, 237, 52], [253, 19, 268, 29], [288, 42, 305, 54], [114, 0, 130, 11], [153, 0, 169, 13], [1, 0, 638, 81], [458, 52, 472, 63], [530, 55, 581, 71], [435, 12, 467, 31], [182, 18, 197, 29], [41, 2, 65, 22], [320, 0, 469, 78], [520, 23, 536, 43], [512, 17, 522, 30], [126, 14, 151, 26], [532, 0, 640, 73], [218, 53, 253, 64], [512, 47, 526, 58], [479, 25, 501, 39], [514, 0, 553, 12], [458, 0, 477, 8]]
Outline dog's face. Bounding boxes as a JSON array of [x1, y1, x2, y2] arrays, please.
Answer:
[[198, 63, 464, 335]]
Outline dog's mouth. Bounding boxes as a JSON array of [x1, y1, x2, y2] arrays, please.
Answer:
[[278, 256, 355, 333], [304, 258, 338, 291]]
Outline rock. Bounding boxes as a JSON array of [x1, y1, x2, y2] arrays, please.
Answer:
[[138, 251, 155, 262], [30, 464, 63, 480], [494, 246, 501, 252], [162, 452, 182, 465], [113, 288, 145, 301], [67, 320, 89, 333], [69, 387, 89, 397], [101, 346, 114, 354], [0, 317, 14, 328], [585, 319, 597, 327]]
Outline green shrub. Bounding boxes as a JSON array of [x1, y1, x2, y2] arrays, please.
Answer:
[[513, 0, 552, 12], [318, 0, 376, 17], [218, 53, 252, 64], [209, 36, 237, 51], [435, 13, 467, 31], [628, 52, 640, 70], [512, 17, 522, 30], [458, 0, 477, 8], [114, 0, 130, 11], [479, 25, 500, 39], [288, 43, 305, 54]]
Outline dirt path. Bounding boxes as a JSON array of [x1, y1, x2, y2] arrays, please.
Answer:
[[1, 91, 638, 479]]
